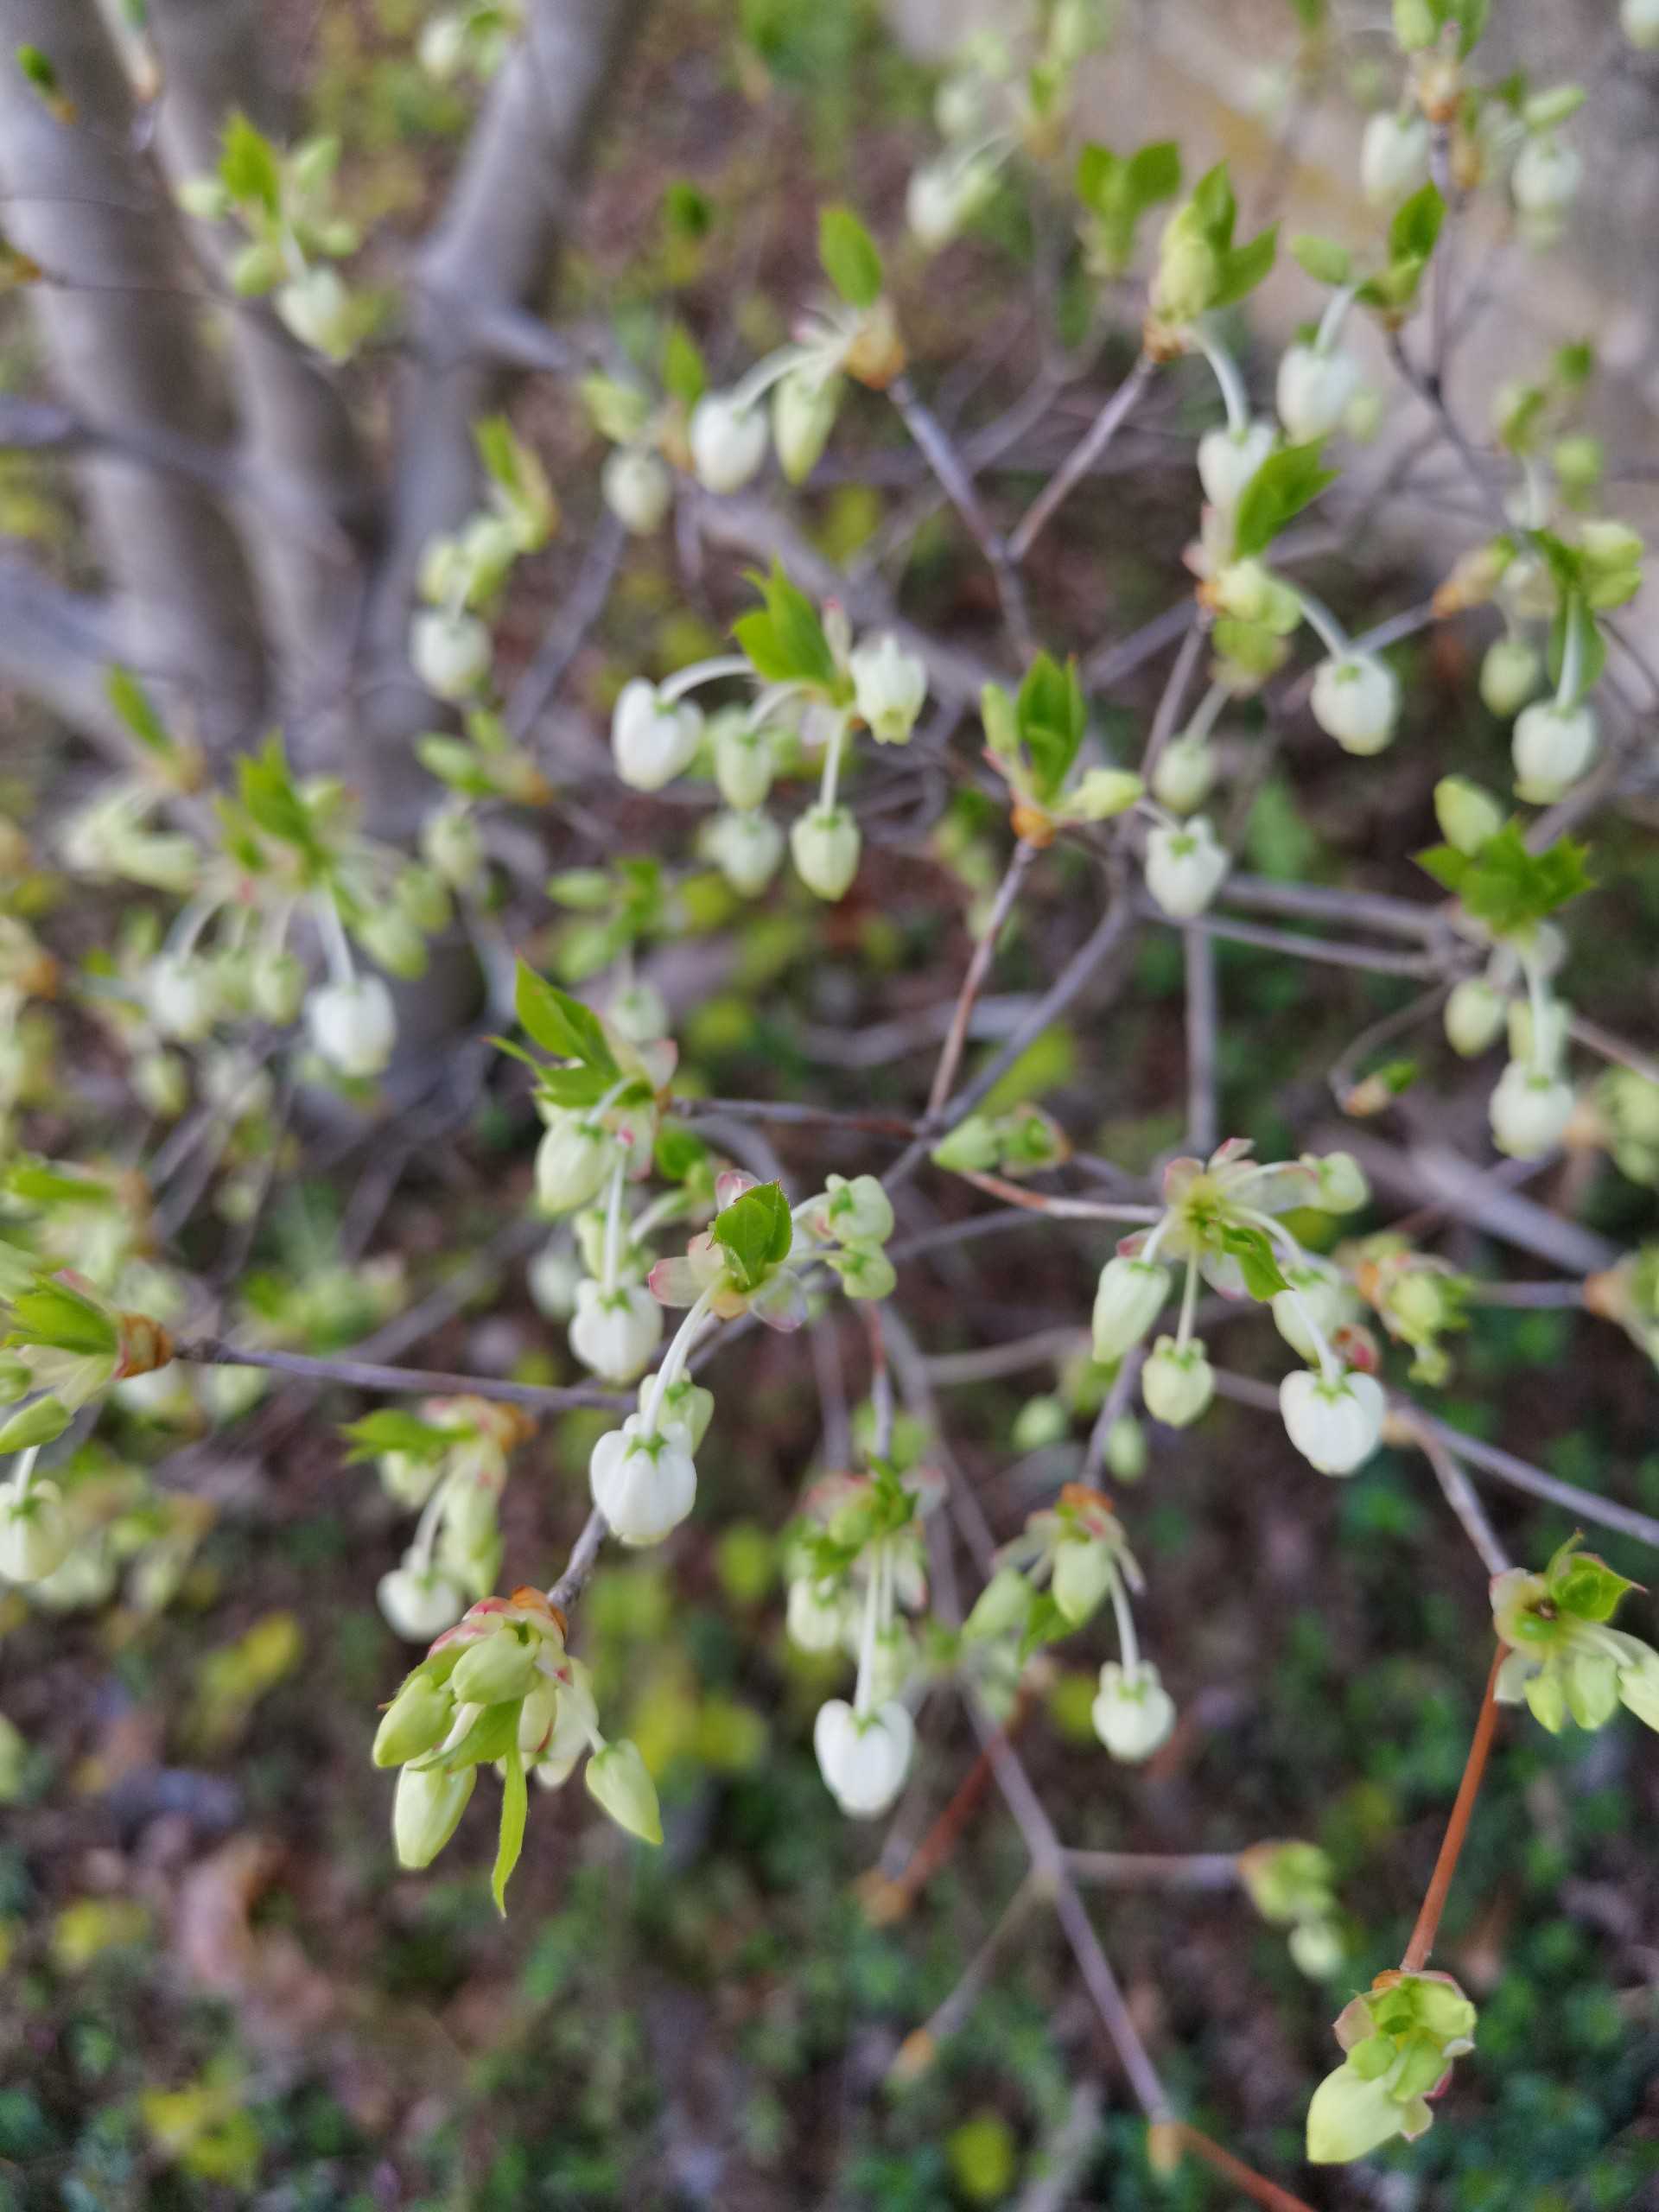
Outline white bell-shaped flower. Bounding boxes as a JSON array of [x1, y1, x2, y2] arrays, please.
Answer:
[[1360, 111, 1430, 207], [1271, 1261, 1348, 1364], [410, 607, 492, 702], [601, 446, 672, 534], [1489, 1060, 1575, 1159], [1145, 817, 1229, 919], [772, 368, 842, 486], [1311, 653, 1400, 756], [569, 1279, 663, 1383], [1512, 701, 1597, 804], [1151, 733, 1217, 816], [147, 956, 218, 1043], [1511, 135, 1582, 218], [712, 715, 775, 811], [1279, 1367, 1385, 1476], [790, 804, 861, 901], [377, 1554, 467, 1642], [1479, 638, 1540, 718], [812, 1696, 914, 1817], [611, 677, 703, 792], [527, 1239, 581, 1319], [307, 976, 397, 1077], [0, 1477, 73, 1584], [1141, 1335, 1214, 1427], [589, 1415, 696, 1546], [1276, 343, 1362, 443], [702, 807, 785, 897], [1091, 1659, 1176, 1762], [849, 635, 927, 746], [688, 391, 768, 493], [1445, 978, 1507, 1058], [1091, 1256, 1172, 1363], [786, 1575, 853, 1653], [1197, 418, 1276, 512], [534, 1111, 612, 1214]]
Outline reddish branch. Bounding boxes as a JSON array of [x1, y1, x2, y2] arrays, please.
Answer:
[[1402, 1643, 1505, 1974]]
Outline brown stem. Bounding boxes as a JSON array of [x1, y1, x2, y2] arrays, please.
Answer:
[[926, 839, 1039, 1117], [1168, 2123, 1318, 2212], [1402, 1644, 1505, 1974], [172, 1334, 628, 1414]]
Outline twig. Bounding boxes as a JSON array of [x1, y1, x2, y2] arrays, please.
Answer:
[[927, 840, 1039, 1116], [173, 1334, 628, 1414], [1151, 906, 1444, 979], [505, 505, 628, 741], [1183, 926, 1218, 1157], [1405, 1418, 1512, 1579], [1009, 353, 1155, 560], [957, 1171, 1161, 1227], [547, 1504, 608, 1611], [889, 372, 1033, 658], [924, 1328, 1089, 1387], [889, 1873, 1045, 2078], [1401, 1645, 1505, 1973], [1065, 1850, 1240, 1890], [1167, 2125, 1317, 2212]]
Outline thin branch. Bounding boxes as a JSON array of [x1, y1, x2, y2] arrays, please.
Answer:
[[1183, 926, 1218, 1157], [1151, 906, 1445, 979], [927, 839, 1039, 1117], [1009, 353, 1155, 560], [172, 1334, 628, 1414], [1405, 1418, 1512, 1578], [889, 372, 1033, 658], [1401, 1645, 1505, 1973], [1064, 1850, 1241, 1890]]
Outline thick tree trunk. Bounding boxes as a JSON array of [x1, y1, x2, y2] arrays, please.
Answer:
[[0, 0, 268, 747]]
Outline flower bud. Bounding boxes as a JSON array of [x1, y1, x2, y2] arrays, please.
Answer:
[[607, 978, 669, 1046], [1141, 1335, 1214, 1427], [1279, 1368, 1384, 1476], [1360, 110, 1430, 206], [1445, 977, 1507, 1057], [815, 1173, 894, 1248], [1275, 344, 1362, 443], [712, 714, 775, 811], [392, 1760, 475, 1869], [1197, 419, 1276, 512], [702, 807, 785, 897], [1091, 1659, 1176, 1762], [449, 1625, 538, 1707], [1145, 817, 1229, 918], [787, 1574, 852, 1651], [585, 1738, 664, 1844], [1479, 637, 1541, 718], [790, 804, 861, 901], [1512, 135, 1582, 217], [611, 677, 702, 792], [601, 445, 672, 534], [0, 1477, 72, 1583], [688, 391, 768, 493], [148, 957, 218, 1043], [1052, 1533, 1116, 1625], [527, 1239, 581, 1319], [1091, 1257, 1171, 1363], [1288, 1920, 1345, 1979], [410, 609, 492, 702], [772, 368, 842, 486], [133, 1050, 189, 1118], [827, 1244, 896, 1300], [906, 154, 999, 251], [1070, 768, 1144, 821], [1105, 1414, 1147, 1482], [378, 1560, 467, 1642], [813, 1697, 914, 1817], [248, 950, 305, 1027], [1151, 202, 1222, 326], [1272, 1260, 1348, 1363], [307, 976, 397, 1078], [589, 1417, 696, 1546], [963, 1565, 1033, 1641], [534, 1112, 612, 1214], [1512, 700, 1597, 803], [569, 1279, 663, 1382], [1305, 1149, 1370, 1212], [1151, 734, 1217, 816], [1433, 776, 1503, 855], [422, 802, 486, 891], [1311, 653, 1400, 756], [850, 635, 927, 746], [372, 1670, 455, 1766], [1490, 1060, 1574, 1159]]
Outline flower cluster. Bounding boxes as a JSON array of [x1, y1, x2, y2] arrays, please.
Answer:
[[1306, 1970, 1478, 2164], [373, 1589, 661, 1907], [1491, 1536, 1659, 1737]]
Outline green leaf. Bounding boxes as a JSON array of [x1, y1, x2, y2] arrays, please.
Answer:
[[1546, 1536, 1637, 1624], [1191, 162, 1236, 245], [492, 1738, 527, 1914], [102, 667, 174, 760], [1452, 0, 1491, 54], [1221, 1224, 1289, 1300], [513, 963, 618, 1073], [437, 1700, 522, 1772], [1415, 823, 1592, 934], [0, 1394, 71, 1452], [1015, 652, 1085, 804], [1389, 181, 1445, 266], [473, 414, 519, 492], [4, 1159, 116, 1209], [16, 43, 59, 97], [662, 321, 706, 408], [7, 1279, 118, 1357], [1212, 222, 1279, 308], [237, 737, 323, 862], [1123, 140, 1182, 215], [712, 1179, 793, 1293], [340, 1410, 454, 1465], [818, 205, 883, 308], [732, 562, 840, 693], [1231, 441, 1336, 559], [218, 111, 282, 214], [654, 1124, 709, 1182], [1290, 233, 1352, 286], [1075, 143, 1122, 213]]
